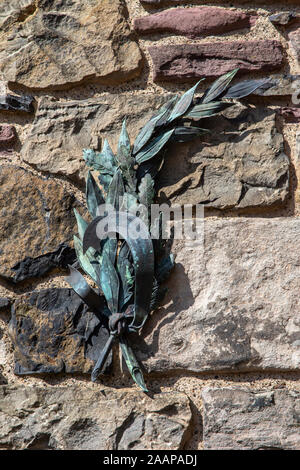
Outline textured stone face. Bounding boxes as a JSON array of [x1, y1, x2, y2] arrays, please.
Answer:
[[21, 97, 289, 203], [157, 105, 289, 209], [0, 165, 77, 281], [0, 385, 191, 450], [134, 7, 256, 39], [0, 92, 35, 113], [11, 244, 76, 283], [132, 218, 300, 373], [21, 94, 174, 182], [9, 288, 111, 375], [0, 125, 16, 144], [202, 388, 300, 450], [289, 28, 300, 71], [149, 40, 283, 81], [0, 125, 16, 153], [279, 107, 300, 122], [0, 0, 143, 90], [0, 0, 36, 31]]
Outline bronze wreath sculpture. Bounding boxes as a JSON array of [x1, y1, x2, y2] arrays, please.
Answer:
[[66, 69, 266, 391]]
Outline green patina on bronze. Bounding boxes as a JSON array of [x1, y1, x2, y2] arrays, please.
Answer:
[[66, 70, 266, 391]]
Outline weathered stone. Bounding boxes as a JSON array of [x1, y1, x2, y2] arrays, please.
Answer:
[[21, 94, 174, 182], [9, 288, 111, 375], [202, 388, 300, 450], [269, 12, 298, 26], [279, 107, 300, 122], [0, 385, 191, 449], [252, 74, 300, 97], [132, 218, 300, 373], [149, 40, 283, 82], [0, 125, 16, 144], [157, 105, 289, 209], [11, 244, 77, 283], [21, 97, 289, 206], [0, 125, 16, 153], [0, 93, 35, 113], [0, 0, 143, 90], [0, 0, 36, 31], [134, 7, 256, 39], [0, 165, 78, 281], [289, 28, 300, 71]]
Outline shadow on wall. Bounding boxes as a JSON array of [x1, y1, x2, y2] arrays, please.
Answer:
[[130, 261, 195, 360]]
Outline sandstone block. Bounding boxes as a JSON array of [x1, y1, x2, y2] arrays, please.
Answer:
[[132, 218, 300, 374], [0, 385, 191, 449], [134, 7, 256, 39], [0, 0, 143, 90], [0, 165, 78, 281], [202, 387, 300, 450], [149, 41, 283, 82]]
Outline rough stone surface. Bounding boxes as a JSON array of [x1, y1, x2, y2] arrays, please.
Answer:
[[0, 125, 16, 153], [0, 0, 143, 90], [132, 218, 300, 373], [0, 125, 15, 144], [202, 387, 300, 450], [134, 7, 256, 39], [0, 1, 35, 29], [0, 93, 35, 113], [21, 95, 289, 193], [149, 40, 283, 81], [0, 165, 78, 281], [279, 107, 300, 122], [9, 288, 111, 375], [157, 105, 289, 209], [289, 28, 300, 71], [21, 94, 174, 182], [0, 385, 191, 449], [11, 244, 77, 283], [269, 12, 298, 26]]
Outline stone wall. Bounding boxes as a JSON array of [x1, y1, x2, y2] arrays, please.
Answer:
[[0, 0, 300, 450]]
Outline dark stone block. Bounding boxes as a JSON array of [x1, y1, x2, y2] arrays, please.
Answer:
[[0, 165, 79, 281], [10, 243, 77, 283], [0, 93, 35, 113], [9, 288, 111, 375], [0, 298, 12, 312]]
